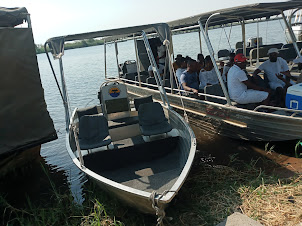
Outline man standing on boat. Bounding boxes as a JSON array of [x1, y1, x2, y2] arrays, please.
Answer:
[[156, 40, 166, 66], [228, 53, 271, 105], [180, 60, 199, 95], [253, 48, 295, 106]]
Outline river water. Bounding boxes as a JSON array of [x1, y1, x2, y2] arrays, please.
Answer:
[[38, 20, 288, 201]]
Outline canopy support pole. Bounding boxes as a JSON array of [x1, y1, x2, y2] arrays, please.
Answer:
[[114, 41, 120, 77], [134, 36, 142, 87], [59, 58, 70, 131], [104, 40, 107, 78], [247, 7, 301, 57], [241, 20, 246, 57], [198, 29, 202, 53], [200, 19, 232, 106], [282, 11, 301, 57], [256, 19, 260, 68], [142, 31, 170, 108]]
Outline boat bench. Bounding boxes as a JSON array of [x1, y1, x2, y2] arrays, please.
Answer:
[[82, 136, 179, 172], [108, 116, 139, 130], [204, 83, 259, 110]]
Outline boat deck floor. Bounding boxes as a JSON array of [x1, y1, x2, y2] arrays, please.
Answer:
[[83, 136, 181, 193], [101, 148, 181, 193]]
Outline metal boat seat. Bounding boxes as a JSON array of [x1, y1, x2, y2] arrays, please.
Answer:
[[134, 95, 153, 111], [278, 48, 297, 62], [135, 74, 149, 85], [282, 41, 302, 49], [218, 49, 230, 59], [123, 72, 137, 81], [146, 77, 157, 89], [78, 115, 112, 150], [76, 105, 99, 120], [163, 79, 171, 88], [108, 116, 139, 130], [204, 83, 227, 104], [138, 102, 172, 136]]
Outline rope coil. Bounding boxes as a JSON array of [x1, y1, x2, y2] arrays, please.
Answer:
[[149, 190, 177, 226]]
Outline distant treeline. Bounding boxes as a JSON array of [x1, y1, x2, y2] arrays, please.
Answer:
[[35, 39, 105, 54]]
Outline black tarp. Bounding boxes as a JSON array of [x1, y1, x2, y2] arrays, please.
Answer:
[[0, 27, 57, 156], [0, 7, 28, 27]]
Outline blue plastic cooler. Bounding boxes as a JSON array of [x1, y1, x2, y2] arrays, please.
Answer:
[[286, 83, 302, 110]]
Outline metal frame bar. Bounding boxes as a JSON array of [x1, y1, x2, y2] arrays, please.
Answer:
[[281, 11, 301, 57], [59, 58, 70, 130], [245, 7, 301, 58], [134, 37, 142, 86], [114, 41, 120, 76], [200, 15, 233, 106], [198, 29, 202, 53], [254, 105, 302, 117], [141, 31, 170, 108], [104, 40, 107, 78]]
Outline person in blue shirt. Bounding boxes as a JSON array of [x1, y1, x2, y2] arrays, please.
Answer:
[[175, 57, 187, 89], [180, 60, 199, 94]]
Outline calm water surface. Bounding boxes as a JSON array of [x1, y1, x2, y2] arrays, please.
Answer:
[[38, 20, 288, 200]]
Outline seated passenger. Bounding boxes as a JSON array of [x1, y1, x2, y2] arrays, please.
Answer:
[[148, 59, 165, 77], [180, 60, 199, 94], [175, 57, 187, 89], [228, 53, 271, 105], [197, 53, 205, 73], [222, 52, 235, 81], [253, 48, 295, 106], [199, 55, 223, 90], [173, 54, 183, 71]]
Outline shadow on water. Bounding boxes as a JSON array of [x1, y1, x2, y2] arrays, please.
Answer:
[[0, 151, 69, 209]]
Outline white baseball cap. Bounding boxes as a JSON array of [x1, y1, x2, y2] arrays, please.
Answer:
[[293, 56, 302, 64], [267, 48, 279, 55]]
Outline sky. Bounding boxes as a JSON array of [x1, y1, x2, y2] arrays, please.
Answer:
[[2, 0, 286, 44]]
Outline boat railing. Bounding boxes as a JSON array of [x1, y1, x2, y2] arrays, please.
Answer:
[[253, 105, 302, 117], [120, 77, 228, 101], [121, 77, 302, 115]]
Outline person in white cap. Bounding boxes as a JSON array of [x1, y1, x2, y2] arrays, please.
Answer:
[[253, 48, 295, 106]]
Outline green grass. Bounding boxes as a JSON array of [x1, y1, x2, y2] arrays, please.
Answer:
[[0, 153, 300, 226]]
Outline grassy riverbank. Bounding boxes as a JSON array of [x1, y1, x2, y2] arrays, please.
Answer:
[[35, 39, 104, 54], [0, 149, 301, 225]]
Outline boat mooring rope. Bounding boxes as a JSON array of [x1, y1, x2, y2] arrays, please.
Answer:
[[149, 190, 177, 226], [163, 39, 189, 123]]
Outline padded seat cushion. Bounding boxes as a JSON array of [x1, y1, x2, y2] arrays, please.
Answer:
[[134, 95, 153, 111], [139, 121, 172, 136], [138, 102, 172, 136], [77, 106, 98, 119], [78, 115, 112, 149]]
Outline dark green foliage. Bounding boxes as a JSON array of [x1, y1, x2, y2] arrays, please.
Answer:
[[35, 39, 104, 54]]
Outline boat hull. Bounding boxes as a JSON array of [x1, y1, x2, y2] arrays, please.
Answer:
[[126, 84, 302, 141], [66, 105, 196, 214]]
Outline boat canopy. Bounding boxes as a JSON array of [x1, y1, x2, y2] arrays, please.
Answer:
[[168, 1, 302, 30], [46, 23, 171, 59], [0, 7, 28, 27]]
